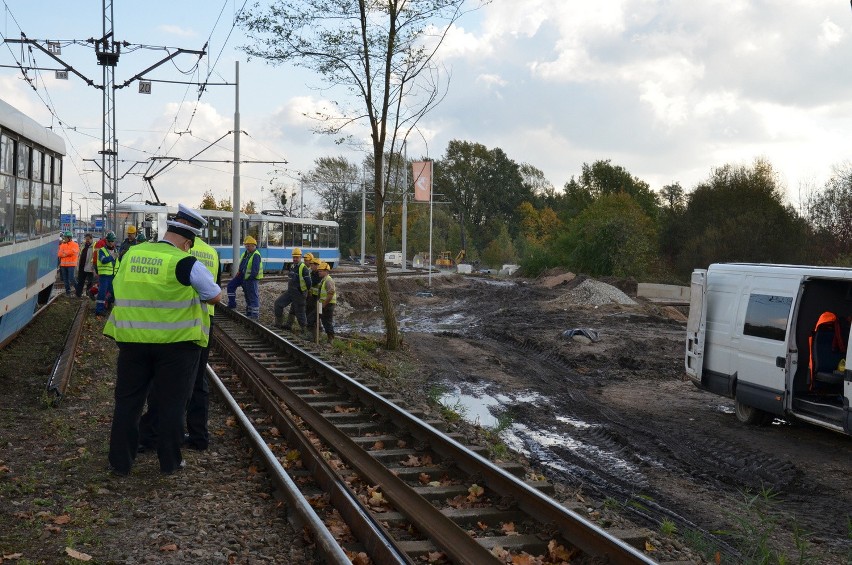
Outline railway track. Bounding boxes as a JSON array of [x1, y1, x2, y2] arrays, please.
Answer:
[[209, 307, 658, 564]]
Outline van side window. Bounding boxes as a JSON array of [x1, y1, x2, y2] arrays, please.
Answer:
[[743, 294, 793, 341]]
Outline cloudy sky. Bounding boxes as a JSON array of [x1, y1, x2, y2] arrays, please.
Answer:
[[1, 0, 851, 218]]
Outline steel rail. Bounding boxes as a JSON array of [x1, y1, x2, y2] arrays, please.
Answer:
[[213, 321, 503, 565], [205, 363, 353, 565], [45, 300, 88, 405], [212, 327, 415, 565], [215, 307, 657, 564]]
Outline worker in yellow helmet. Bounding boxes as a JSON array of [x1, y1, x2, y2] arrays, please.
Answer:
[[226, 235, 264, 319], [118, 225, 139, 260], [273, 247, 312, 332]]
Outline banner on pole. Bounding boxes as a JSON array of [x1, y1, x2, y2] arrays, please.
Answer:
[[412, 161, 432, 202]]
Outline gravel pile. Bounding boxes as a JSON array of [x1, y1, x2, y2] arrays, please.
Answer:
[[553, 278, 637, 307]]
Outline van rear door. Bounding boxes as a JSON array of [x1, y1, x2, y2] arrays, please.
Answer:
[[685, 269, 707, 384]]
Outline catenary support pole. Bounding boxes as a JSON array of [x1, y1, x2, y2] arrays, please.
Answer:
[[232, 61, 241, 275]]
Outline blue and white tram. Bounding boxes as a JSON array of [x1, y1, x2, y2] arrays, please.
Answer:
[[113, 203, 340, 271], [0, 99, 65, 345]]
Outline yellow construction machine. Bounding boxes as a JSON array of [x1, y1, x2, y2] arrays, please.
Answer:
[[435, 249, 466, 269]]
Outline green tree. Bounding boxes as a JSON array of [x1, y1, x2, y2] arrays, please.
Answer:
[[435, 140, 530, 255], [562, 159, 660, 220], [481, 224, 517, 268], [239, 0, 486, 350], [675, 159, 811, 276], [557, 193, 657, 278], [199, 190, 217, 210]]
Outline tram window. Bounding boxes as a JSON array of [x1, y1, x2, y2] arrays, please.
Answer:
[[14, 178, 31, 238], [1, 135, 13, 174], [220, 217, 231, 244], [247, 221, 262, 247], [44, 156, 52, 186], [17, 145, 30, 179], [0, 175, 13, 243], [284, 222, 294, 246], [267, 221, 283, 246], [32, 181, 44, 234], [32, 150, 43, 182], [293, 223, 302, 247], [206, 217, 220, 245], [50, 183, 60, 232], [318, 226, 327, 248], [301, 224, 312, 247]]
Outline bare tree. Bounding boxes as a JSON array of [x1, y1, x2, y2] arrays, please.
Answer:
[[239, 0, 487, 349], [302, 156, 360, 223]]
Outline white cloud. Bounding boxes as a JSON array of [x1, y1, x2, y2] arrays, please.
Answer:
[[157, 24, 196, 38], [818, 18, 844, 51]]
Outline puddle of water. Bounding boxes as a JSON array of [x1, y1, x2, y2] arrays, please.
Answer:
[[438, 384, 544, 430], [555, 415, 595, 429], [505, 423, 647, 486]]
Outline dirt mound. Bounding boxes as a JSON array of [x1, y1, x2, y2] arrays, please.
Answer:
[[537, 269, 577, 288]]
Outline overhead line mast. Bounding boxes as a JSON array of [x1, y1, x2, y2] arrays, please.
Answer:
[[4, 1, 205, 233]]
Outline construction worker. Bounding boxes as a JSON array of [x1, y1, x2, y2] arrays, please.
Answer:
[[118, 225, 139, 260], [104, 203, 220, 476], [74, 233, 96, 298], [94, 232, 119, 317], [226, 235, 263, 319], [313, 262, 337, 343], [273, 248, 311, 331], [304, 254, 321, 331], [58, 231, 80, 297]]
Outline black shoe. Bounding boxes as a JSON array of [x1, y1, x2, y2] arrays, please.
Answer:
[[106, 465, 129, 477]]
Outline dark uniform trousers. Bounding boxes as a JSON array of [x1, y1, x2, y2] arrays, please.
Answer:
[[108, 341, 201, 474], [139, 343, 211, 450]]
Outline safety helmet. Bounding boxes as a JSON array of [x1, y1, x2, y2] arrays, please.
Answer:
[[292, 247, 302, 257], [127, 225, 137, 234], [105, 231, 116, 242], [303, 252, 314, 262], [63, 230, 73, 238], [318, 262, 330, 271], [136, 232, 147, 242], [244, 235, 257, 245]]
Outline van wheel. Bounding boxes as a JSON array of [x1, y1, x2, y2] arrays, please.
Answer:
[[735, 401, 770, 426]]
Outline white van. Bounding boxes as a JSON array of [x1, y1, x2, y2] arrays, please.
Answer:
[[686, 263, 852, 435], [384, 251, 403, 266]]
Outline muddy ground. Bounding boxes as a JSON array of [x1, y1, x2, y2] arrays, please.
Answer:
[[292, 269, 852, 564]]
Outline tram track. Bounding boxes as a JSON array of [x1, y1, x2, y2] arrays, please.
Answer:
[[209, 307, 658, 564]]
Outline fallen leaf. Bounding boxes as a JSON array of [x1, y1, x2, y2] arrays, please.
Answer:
[[53, 515, 71, 525], [548, 540, 576, 561], [501, 521, 516, 534], [371, 440, 384, 450], [645, 540, 655, 552], [467, 484, 485, 501], [400, 454, 420, 467], [65, 547, 92, 561], [160, 543, 178, 552], [352, 552, 370, 565], [418, 472, 431, 484]]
